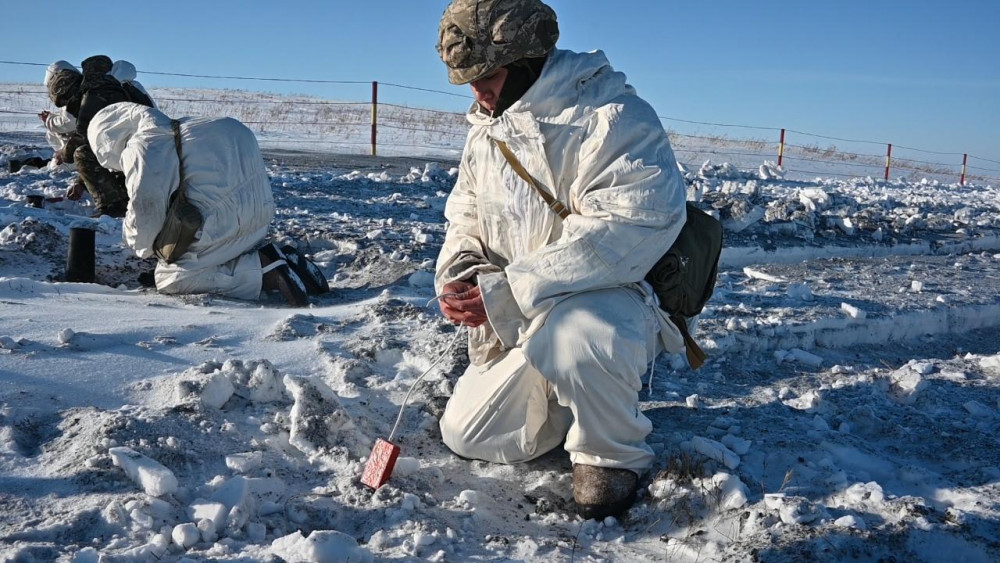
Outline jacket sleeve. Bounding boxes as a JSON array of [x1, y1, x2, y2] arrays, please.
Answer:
[[496, 98, 687, 323], [434, 142, 502, 294], [120, 134, 179, 258], [45, 109, 77, 134]]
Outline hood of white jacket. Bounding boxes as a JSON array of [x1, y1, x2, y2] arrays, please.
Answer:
[[88, 102, 171, 171], [44, 60, 77, 88], [467, 49, 631, 127], [109, 60, 138, 83]]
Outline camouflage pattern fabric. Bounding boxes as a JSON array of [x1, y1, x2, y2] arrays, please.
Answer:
[[47, 69, 83, 115], [74, 143, 128, 216], [76, 55, 131, 137], [60, 133, 87, 164], [437, 0, 558, 85], [81, 54, 113, 75]]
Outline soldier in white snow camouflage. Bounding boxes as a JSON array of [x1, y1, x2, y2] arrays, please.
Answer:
[[433, 0, 690, 521]]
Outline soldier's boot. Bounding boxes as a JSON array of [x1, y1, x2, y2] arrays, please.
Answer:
[[259, 244, 309, 308], [572, 464, 639, 521], [280, 244, 330, 295]]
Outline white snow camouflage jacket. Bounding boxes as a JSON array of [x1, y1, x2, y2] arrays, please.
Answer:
[[44, 109, 77, 153], [43, 61, 78, 152], [87, 103, 274, 270], [435, 48, 688, 365]]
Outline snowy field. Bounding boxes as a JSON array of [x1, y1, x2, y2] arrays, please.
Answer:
[[1, 110, 1000, 563]]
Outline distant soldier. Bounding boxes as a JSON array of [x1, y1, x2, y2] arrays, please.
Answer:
[[48, 55, 154, 217], [87, 102, 328, 305], [38, 60, 79, 164]]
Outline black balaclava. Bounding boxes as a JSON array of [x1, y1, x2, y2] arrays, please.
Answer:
[[493, 55, 548, 117]]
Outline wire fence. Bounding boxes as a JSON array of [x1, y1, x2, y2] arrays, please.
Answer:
[[1, 60, 997, 185]]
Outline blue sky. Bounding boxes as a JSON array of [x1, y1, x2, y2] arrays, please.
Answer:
[[2, 0, 997, 162]]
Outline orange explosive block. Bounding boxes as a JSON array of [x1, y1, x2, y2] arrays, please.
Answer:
[[361, 438, 400, 489]]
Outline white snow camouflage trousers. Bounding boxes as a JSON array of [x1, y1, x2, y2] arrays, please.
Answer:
[[155, 251, 262, 300], [440, 286, 661, 472]]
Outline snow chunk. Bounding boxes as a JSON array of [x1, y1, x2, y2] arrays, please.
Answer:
[[457, 489, 479, 509], [109, 447, 178, 497], [743, 267, 787, 283], [172, 523, 200, 549], [832, 216, 855, 236], [787, 283, 813, 301], [408, 270, 435, 288], [72, 547, 99, 562], [200, 372, 236, 409], [225, 451, 263, 474], [720, 434, 751, 456], [393, 456, 420, 477], [798, 188, 830, 211], [840, 302, 867, 320], [58, 328, 75, 345], [711, 472, 749, 510], [834, 515, 867, 530], [844, 482, 885, 508], [284, 375, 358, 456], [777, 348, 824, 367], [271, 530, 373, 563], [692, 436, 740, 469], [887, 366, 928, 405], [979, 354, 1000, 372], [963, 400, 995, 418], [224, 359, 287, 403], [188, 501, 227, 536], [782, 389, 821, 412], [765, 493, 827, 524]]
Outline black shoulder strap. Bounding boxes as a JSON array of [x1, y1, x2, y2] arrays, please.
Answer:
[[171, 120, 186, 195]]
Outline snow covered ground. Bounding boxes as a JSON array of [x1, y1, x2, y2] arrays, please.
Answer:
[[1, 124, 1000, 563]]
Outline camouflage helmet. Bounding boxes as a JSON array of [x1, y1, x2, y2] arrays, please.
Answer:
[[81, 55, 114, 75], [48, 69, 82, 108], [437, 0, 559, 85]]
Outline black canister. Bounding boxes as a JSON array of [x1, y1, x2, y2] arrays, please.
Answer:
[[66, 225, 97, 283]]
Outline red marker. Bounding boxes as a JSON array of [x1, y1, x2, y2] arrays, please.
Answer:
[[360, 324, 464, 489]]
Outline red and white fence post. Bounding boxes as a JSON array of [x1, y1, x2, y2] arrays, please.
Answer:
[[884, 143, 892, 181], [960, 153, 968, 186], [778, 128, 785, 167], [371, 81, 378, 156]]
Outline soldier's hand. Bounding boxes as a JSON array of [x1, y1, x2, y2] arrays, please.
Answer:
[[66, 182, 85, 201], [439, 281, 488, 328]]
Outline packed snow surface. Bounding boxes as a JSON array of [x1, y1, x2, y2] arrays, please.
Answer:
[[1, 131, 1000, 562]]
